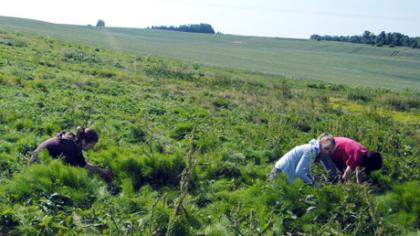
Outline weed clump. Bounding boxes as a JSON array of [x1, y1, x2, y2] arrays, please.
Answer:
[[63, 50, 102, 63], [5, 159, 101, 209], [0, 38, 27, 47], [347, 88, 374, 102], [125, 126, 146, 143], [381, 94, 420, 111], [212, 97, 230, 109], [170, 122, 194, 140], [112, 154, 186, 190]]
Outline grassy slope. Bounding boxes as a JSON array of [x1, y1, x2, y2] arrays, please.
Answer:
[[1, 15, 420, 91], [0, 27, 419, 235]]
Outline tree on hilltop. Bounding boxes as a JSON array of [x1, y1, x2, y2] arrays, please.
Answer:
[[96, 19, 105, 27]]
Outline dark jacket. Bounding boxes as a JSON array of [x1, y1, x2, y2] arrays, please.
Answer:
[[38, 132, 87, 167]]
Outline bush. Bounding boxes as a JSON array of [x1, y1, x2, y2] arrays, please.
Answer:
[[126, 126, 146, 143], [307, 82, 326, 89], [96, 19, 105, 27], [112, 154, 186, 190], [212, 97, 230, 109], [5, 159, 102, 208], [376, 181, 420, 231], [210, 161, 241, 179], [381, 94, 420, 111], [0, 39, 27, 47], [144, 63, 196, 81], [347, 88, 373, 102], [63, 50, 102, 63]]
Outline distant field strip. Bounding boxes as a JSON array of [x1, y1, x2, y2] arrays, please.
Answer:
[[1, 16, 420, 90]]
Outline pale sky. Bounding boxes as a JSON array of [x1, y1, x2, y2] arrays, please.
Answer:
[[1, 0, 420, 38]]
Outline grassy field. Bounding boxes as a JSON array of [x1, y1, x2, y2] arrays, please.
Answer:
[[1, 15, 420, 91], [0, 25, 419, 235]]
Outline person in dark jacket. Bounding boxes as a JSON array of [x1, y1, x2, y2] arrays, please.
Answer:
[[31, 127, 113, 182]]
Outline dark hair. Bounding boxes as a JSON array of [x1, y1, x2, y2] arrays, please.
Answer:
[[362, 152, 382, 174], [76, 127, 99, 144]]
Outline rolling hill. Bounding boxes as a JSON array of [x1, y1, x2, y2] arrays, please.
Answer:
[[1, 15, 420, 91]]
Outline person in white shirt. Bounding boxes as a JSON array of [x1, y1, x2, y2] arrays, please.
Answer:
[[268, 133, 336, 185]]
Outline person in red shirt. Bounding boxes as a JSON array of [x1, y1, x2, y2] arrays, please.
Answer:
[[321, 137, 383, 184]]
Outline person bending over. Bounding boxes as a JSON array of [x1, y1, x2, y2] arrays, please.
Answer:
[[31, 127, 113, 182], [269, 133, 336, 185], [321, 137, 382, 184]]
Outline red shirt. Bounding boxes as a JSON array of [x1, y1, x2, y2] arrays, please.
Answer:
[[331, 137, 367, 170]]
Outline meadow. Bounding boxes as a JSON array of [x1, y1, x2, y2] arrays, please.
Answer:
[[1, 16, 420, 91], [0, 26, 420, 235]]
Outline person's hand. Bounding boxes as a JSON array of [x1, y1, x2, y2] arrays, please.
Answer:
[[356, 168, 366, 184], [341, 166, 353, 182]]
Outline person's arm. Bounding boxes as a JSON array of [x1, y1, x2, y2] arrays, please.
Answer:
[[295, 150, 314, 185], [342, 166, 354, 182], [85, 162, 113, 182], [342, 147, 364, 182], [355, 167, 365, 184], [72, 148, 113, 182], [29, 146, 43, 164]]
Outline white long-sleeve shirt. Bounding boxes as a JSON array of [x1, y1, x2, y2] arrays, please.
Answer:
[[274, 139, 320, 185]]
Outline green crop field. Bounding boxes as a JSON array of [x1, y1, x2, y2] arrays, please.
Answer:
[[0, 18, 420, 235], [1, 15, 420, 91]]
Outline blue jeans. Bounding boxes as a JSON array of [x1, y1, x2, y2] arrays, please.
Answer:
[[321, 155, 342, 183]]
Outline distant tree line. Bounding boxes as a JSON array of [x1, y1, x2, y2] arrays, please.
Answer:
[[149, 23, 216, 34], [310, 31, 420, 49]]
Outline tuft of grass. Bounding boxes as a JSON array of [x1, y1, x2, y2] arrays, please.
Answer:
[[170, 122, 194, 140], [380, 94, 420, 111]]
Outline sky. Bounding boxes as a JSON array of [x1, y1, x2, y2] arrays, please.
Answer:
[[1, 0, 420, 39]]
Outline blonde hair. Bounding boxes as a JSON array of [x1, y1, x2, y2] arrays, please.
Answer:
[[318, 132, 335, 148]]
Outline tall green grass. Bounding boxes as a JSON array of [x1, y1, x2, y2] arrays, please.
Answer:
[[0, 28, 419, 235]]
